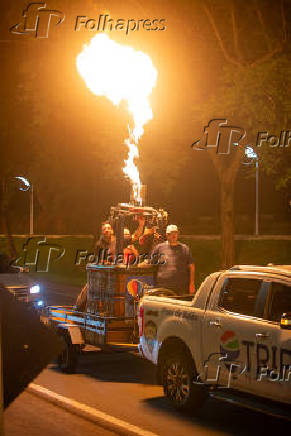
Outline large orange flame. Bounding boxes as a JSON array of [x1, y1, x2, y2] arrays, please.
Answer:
[[76, 34, 157, 204]]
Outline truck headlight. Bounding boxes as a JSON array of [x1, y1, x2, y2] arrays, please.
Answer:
[[30, 285, 40, 294]]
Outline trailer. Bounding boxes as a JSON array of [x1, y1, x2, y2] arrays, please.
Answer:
[[43, 202, 169, 372]]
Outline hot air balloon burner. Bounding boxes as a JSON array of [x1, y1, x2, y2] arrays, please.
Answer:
[[129, 183, 147, 206]]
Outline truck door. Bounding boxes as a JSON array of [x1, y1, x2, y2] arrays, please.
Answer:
[[201, 275, 266, 392], [252, 279, 291, 403]]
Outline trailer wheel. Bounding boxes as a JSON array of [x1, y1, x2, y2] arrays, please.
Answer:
[[162, 349, 206, 411], [57, 331, 78, 374]]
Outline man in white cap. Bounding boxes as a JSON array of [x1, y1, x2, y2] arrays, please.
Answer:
[[151, 225, 195, 295]]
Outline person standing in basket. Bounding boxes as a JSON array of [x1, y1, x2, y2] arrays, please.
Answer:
[[94, 221, 116, 263], [76, 222, 116, 311]]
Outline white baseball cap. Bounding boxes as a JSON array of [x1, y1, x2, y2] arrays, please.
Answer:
[[166, 224, 178, 234]]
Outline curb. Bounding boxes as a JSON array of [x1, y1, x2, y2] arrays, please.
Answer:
[[27, 383, 158, 436]]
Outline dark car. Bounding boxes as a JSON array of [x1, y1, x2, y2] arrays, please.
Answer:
[[0, 253, 44, 308]]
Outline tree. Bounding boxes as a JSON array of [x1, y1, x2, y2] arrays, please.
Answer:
[[193, 0, 291, 268]]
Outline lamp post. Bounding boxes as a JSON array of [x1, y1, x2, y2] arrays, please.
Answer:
[[14, 176, 34, 235], [244, 147, 259, 236]]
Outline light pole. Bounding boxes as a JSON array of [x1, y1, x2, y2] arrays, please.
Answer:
[[255, 159, 259, 236], [244, 147, 259, 236], [29, 184, 34, 235], [14, 176, 34, 235]]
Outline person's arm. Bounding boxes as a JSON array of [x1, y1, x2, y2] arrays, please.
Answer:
[[94, 238, 102, 256], [127, 244, 139, 257], [75, 284, 88, 312], [132, 216, 145, 241], [186, 246, 195, 294], [189, 263, 195, 294], [149, 244, 160, 265]]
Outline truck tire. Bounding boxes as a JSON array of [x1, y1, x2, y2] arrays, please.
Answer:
[[57, 331, 78, 374], [162, 348, 206, 411]]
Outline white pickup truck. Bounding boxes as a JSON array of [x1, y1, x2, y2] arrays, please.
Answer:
[[138, 265, 291, 418]]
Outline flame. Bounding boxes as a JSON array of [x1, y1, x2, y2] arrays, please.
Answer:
[[76, 34, 157, 204]]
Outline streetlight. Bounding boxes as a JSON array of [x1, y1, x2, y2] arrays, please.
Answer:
[[244, 147, 259, 236], [14, 176, 34, 235]]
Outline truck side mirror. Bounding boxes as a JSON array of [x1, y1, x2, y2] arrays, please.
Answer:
[[280, 312, 291, 329]]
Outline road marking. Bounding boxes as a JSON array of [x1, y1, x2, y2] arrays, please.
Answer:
[[28, 383, 159, 436]]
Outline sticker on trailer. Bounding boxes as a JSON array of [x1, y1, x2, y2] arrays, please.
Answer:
[[125, 276, 154, 317]]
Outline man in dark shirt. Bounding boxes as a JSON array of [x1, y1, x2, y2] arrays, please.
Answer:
[[94, 222, 116, 262], [151, 225, 195, 295]]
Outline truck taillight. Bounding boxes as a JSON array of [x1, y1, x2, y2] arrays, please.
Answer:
[[138, 305, 144, 336]]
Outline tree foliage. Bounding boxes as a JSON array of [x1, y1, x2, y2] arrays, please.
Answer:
[[192, 0, 291, 266]]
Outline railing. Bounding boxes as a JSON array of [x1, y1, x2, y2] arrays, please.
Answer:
[[46, 306, 137, 336]]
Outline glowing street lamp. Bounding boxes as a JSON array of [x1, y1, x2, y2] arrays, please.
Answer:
[[14, 176, 34, 235], [14, 176, 30, 191], [244, 147, 259, 236], [245, 146, 258, 159]]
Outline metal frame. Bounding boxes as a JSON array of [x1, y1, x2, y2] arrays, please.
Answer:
[[46, 306, 137, 344], [109, 202, 168, 254]]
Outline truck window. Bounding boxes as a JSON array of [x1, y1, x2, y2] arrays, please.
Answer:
[[219, 278, 262, 316], [267, 282, 291, 322]]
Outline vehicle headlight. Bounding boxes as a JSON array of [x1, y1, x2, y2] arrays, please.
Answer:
[[30, 285, 40, 294]]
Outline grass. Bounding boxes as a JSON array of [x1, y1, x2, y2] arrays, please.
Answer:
[[1, 236, 290, 288], [183, 238, 291, 286]]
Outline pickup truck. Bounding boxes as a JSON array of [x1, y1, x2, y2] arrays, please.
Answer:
[[138, 265, 291, 418]]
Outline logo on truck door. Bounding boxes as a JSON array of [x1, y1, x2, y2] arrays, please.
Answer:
[[144, 320, 157, 353], [220, 330, 240, 363]]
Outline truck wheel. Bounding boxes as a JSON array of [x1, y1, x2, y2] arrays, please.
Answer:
[[57, 332, 78, 374], [162, 350, 206, 411]]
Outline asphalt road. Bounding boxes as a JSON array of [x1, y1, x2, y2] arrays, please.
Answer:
[[41, 279, 81, 306], [4, 279, 291, 436], [4, 391, 116, 436]]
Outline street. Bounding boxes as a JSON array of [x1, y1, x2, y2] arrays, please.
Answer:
[[4, 392, 115, 436], [3, 280, 291, 436]]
